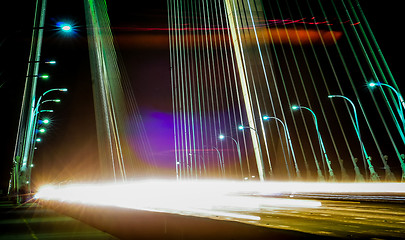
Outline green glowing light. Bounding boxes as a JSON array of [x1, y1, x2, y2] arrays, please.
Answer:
[[39, 128, 46, 133], [43, 119, 50, 124], [40, 74, 49, 79]]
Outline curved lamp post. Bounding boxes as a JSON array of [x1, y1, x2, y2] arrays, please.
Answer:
[[292, 105, 335, 181], [328, 95, 381, 182], [238, 125, 267, 180], [369, 82, 405, 131], [213, 147, 225, 177], [369, 82, 405, 180], [262, 115, 300, 179], [219, 134, 243, 179], [21, 88, 67, 193]]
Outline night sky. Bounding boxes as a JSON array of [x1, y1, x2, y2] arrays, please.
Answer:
[[0, 1, 403, 193]]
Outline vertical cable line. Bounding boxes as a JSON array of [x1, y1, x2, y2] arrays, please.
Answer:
[[258, 0, 301, 179], [206, 1, 226, 176], [281, 0, 335, 181], [345, 0, 404, 179], [261, 1, 311, 178], [310, 0, 369, 181], [347, 0, 404, 134], [214, 0, 239, 177], [265, 0, 322, 180], [182, 0, 195, 178], [331, 0, 386, 181], [249, 0, 297, 178], [222, 1, 251, 178], [194, 0, 209, 177], [189, 0, 202, 177], [287, 0, 340, 181], [338, 0, 399, 180], [167, 0, 179, 180], [234, 0, 266, 180], [238, 0, 275, 178]]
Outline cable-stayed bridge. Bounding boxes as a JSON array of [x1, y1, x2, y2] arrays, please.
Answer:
[[6, 0, 405, 239]]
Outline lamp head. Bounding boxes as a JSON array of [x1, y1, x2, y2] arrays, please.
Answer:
[[262, 115, 270, 120], [219, 134, 225, 140], [291, 105, 300, 110], [238, 125, 245, 130], [368, 82, 380, 88]]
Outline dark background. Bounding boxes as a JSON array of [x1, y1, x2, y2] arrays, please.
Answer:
[[0, 1, 403, 193]]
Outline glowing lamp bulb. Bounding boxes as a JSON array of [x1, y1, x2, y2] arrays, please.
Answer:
[[263, 115, 270, 120], [219, 134, 225, 140], [238, 125, 244, 130], [43, 119, 50, 124], [39, 128, 46, 133], [61, 24, 72, 32], [291, 105, 300, 110]]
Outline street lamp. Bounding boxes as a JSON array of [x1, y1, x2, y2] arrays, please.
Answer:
[[238, 125, 267, 178], [212, 147, 225, 177], [328, 95, 380, 181], [369, 81, 405, 130], [27, 74, 49, 79], [262, 115, 301, 179], [20, 88, 67, 193], [218, 134, 243, 179], [292, 105, 335, 181]]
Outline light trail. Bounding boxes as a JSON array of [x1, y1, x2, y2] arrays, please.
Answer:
[[35, 180, 323, 221], [35, 180, 405, 223]]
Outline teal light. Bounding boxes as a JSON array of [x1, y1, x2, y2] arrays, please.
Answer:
[[46, 60, 56, 64], [238, 125, 244, 130], [262, 115, 270, 120], [291, 105, 300, 110], [43, 119, 50, 124], [39, 128, 46, 133], [61, 24, 72, 32], [36, 138, 42, 142], [219, 134, 225, 140]]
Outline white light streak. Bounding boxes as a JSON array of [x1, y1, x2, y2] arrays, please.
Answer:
[[35, 180, 336, 222], [35, 180, 405, 223]]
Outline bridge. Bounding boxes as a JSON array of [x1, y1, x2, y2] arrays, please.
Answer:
[[2, 0, 405, 239]]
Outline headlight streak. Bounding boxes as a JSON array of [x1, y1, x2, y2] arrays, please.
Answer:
[[35, 180, 405, 222]]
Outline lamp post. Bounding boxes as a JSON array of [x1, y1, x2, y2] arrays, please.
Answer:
[[262, 115, 301, 179], [292, 105, 335, 181], [19, 88, 67, 194], [369, 82, 405, 181], [328, 95, 381, 182], [213, 147, 225, 177], [219, 134, 243, 179], [369, 82, 405, 131], [238, 125, 267, 180]]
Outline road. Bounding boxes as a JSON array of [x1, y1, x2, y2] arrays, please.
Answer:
[[33, 180, 405, 239], [248, 197, 405, 239], [0, 198, 116, 240]]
